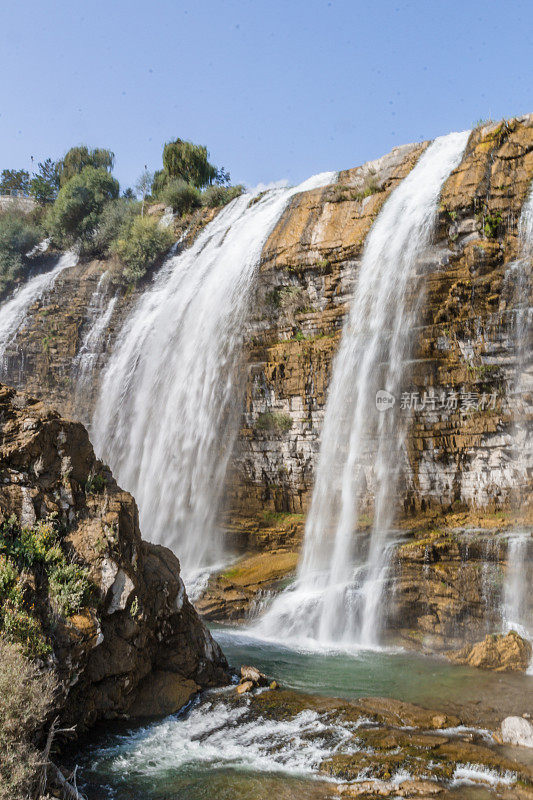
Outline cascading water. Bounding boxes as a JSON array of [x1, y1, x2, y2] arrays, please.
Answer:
[[256, 131, 470, 647], [501, 186, 533, 647], [0, 250, 78, 365], [92, 173, 336, 590], [73, 272, 117, 400]]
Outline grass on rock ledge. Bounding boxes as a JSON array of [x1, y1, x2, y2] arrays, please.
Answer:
[[0, 515, 95, 658]]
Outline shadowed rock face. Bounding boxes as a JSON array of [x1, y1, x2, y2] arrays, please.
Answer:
[[0, 384, 229, 729]]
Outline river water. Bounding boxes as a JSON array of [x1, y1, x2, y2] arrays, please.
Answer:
[[74, 628, 533, 800]]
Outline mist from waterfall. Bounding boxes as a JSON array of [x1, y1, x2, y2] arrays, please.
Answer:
[[255, 131, 470, 648], [92, 173, 336, 589], [0, 250, 78, 365], [502, 186, 533, 646]]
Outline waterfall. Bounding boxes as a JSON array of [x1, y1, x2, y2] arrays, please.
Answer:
[[73, 272, 117, 399], [92, 172, 336, 589], [0, 250, 78, 365], [256, 131, 470, 648], [501, 186, 533, 647]]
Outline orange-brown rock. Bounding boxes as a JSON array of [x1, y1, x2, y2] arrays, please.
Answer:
[[448, 630, 532, 672]]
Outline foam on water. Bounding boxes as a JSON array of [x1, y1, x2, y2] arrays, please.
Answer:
[[89, 694, 355, 781]]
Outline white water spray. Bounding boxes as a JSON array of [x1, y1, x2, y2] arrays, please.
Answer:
[[92, 173, 335, 585], [256, 132, 470, 647], [0, 250, 78, 365]]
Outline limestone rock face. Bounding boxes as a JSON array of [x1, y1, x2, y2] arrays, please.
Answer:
[[0, 384, 228, 728], [447, 630, 532, 672]]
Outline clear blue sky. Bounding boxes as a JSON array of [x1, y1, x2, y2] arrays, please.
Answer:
[[1, 0, 531, 191]]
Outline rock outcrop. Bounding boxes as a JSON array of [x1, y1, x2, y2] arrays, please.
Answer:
[[447, 630, 532, 672], [0, 384, 228, 728]]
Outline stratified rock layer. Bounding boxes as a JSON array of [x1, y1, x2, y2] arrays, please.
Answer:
[[0, 384, 228, 728]]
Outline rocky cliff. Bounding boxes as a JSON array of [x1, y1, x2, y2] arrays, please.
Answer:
[[0, 384, 228, 729], [1, 116, 532, 646]]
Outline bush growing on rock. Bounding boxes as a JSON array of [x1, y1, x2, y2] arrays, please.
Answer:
[[0, 516, 95, 657], [90, 196, 141, 256], [46, 166, 119, 248], [202, 183, 245, 208], [255, 411, 293, 433], [113, 215, 174, 283], [159, 177, 202, 214], [0, 637, 56, 800]]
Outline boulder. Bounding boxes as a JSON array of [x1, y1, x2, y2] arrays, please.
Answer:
[[501, 716, 533, 748], [236, 680, 254, 695], [241, 664, 269, 686], [447, 631, 532, 672]]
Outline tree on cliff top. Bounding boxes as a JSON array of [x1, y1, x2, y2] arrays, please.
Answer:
[[162, 138, 218, 189], [0, 169, 30, 196], [57, 145, 115, 187], [46, 166, 119, 247]]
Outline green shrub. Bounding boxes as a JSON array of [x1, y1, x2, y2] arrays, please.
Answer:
[[255, 411, 293, 433], [0, 637, 56, 800], [159, 178, 201, 214], [113, 215, 174, 283], [0, 516, 95, 653], [85, 472, 107, 494], [46, 166, 119, 248], [90, 196, 140, 256], [0, 211, 42, 297], [201, 184, 245, 208], [48, 562, 93, 616]]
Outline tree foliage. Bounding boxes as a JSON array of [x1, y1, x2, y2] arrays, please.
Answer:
[[46, 166, 119, 247], [0, 169, 30, 195], [57, 145, 115, 187], [29, 158, 60, 204], [162, 138, 218, 188], [0, 212, 42, 298]]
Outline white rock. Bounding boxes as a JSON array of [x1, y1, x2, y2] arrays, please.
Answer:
[[501, 716, 533, 748]]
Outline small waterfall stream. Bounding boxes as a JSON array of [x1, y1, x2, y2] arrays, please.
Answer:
[[0, 250, 78, 365], [256, 131, 470, 647], [73, 272, 117, 398], [501, 186, 533, 647], [92, 173, 335, 589]]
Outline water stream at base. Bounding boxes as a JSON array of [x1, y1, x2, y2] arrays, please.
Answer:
[[255, 132, 470, 648], [0, 249, 78, 365], [75, 629, 533, 800], [91, 173, 335, 586]]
